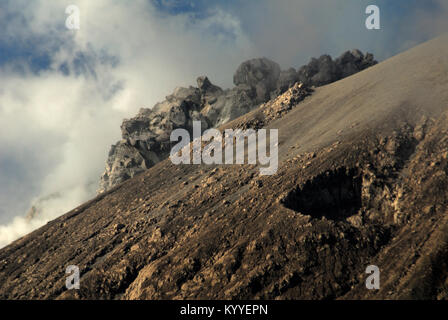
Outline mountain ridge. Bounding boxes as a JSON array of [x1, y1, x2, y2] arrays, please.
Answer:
[[1, 34, 448, 299], [98, 50, 377, 193]]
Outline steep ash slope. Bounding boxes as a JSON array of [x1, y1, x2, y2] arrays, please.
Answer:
[[1, 35, 448, 299]]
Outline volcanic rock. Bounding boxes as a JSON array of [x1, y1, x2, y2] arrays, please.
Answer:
[[99, 50, 375, 193], [297, 49, 377, 87], [1, 36, 448, 300]]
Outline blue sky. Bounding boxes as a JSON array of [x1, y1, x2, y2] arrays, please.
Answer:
[[1, 0, 446, 73], [0, 0, 447, 246]]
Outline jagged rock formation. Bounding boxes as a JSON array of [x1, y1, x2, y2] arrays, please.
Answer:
[[0, 35, 448, 300], [233, 58, 281, 103], [99, 51, 376, 193], [297, 49, 377, 87]]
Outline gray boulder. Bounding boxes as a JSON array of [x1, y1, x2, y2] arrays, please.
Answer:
[[297, 49, 377, 87], [233, 58, 281, 103]]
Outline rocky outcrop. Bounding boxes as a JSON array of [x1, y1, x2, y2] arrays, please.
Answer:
[[99, 50, 376, 193], [297, 49, 377, 87], [98, 75, 255, 194], [233, 58, 281, 103], [99, 57, 284, 194]]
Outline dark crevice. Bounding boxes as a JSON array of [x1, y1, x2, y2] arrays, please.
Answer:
[[283, 167, 362, 221]]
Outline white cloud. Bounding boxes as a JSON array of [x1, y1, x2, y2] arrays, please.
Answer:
[[0, 0, 255, 247]]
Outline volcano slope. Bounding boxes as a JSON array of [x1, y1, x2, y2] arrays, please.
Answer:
[[2, 35, 448, 300]]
